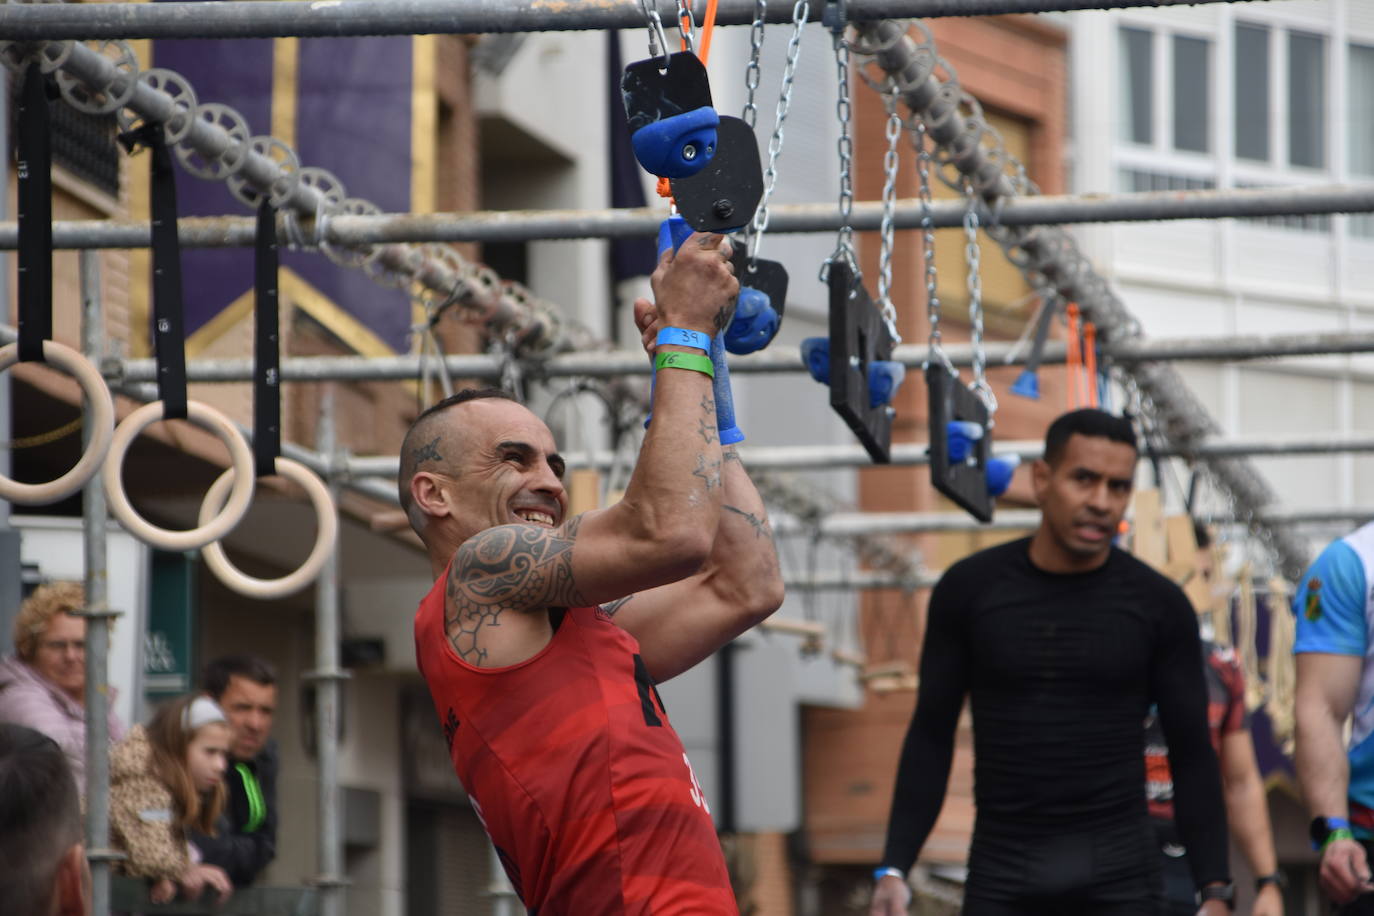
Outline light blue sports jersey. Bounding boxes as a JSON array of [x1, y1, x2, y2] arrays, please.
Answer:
[[1293, 521, 1374, 835]]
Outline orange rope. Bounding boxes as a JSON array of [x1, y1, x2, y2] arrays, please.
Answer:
[[698, 0, 720, 64], [1083, 321, 1099, 408], [1065, 303, 1082, 409]]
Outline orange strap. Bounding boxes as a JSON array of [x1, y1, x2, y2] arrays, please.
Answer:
[[698, 0, 720, 64], [1065, 303, 1082, 409], [1082, 321, 1098, 408]]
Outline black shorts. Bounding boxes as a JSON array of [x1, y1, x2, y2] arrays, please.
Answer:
[[963, 818, 1162, 916]]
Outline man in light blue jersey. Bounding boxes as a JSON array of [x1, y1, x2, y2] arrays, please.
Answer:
[[1294, 522, 1374, 911]]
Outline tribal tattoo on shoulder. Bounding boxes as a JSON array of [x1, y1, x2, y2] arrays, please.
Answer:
[[445, 516, 588, 665]]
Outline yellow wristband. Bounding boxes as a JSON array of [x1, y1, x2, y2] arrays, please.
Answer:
[[655, 351, 714, 378]]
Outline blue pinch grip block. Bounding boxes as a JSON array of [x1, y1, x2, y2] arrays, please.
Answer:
[[632, 106, 719, 179], [867, 360, 906, 409], [801, 337, 830, 385], [710, 334, 745, 445], [986, 455, 1021, 497], [724, 286, 780, 355], [946, 420, 984, 464]]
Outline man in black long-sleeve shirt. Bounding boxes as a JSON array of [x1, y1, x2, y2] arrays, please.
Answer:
[[871, 409, 1232, 916], [190, 655, 279, 887]]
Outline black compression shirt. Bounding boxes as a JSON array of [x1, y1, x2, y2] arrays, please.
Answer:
[[880, 538, 1229, 895]]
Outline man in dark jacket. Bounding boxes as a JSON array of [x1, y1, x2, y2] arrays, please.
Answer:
[[190, 655, 279, 887]]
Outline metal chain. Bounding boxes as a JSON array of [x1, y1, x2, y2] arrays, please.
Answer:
[[740, 0, 766, 129], [821, 28, 857, 280], [675, 0, 695, 54], [963, 178, 996, 416], [637, 0, 670, 61], [876, 83, 902, 343], [915, 118, 951, 374], [747, 0, 808, 268]]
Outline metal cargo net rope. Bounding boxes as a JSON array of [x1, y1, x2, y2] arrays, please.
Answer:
[[847, 17, 1309, 578]]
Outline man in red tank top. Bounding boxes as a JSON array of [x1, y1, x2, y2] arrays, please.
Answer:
[[401, 231, 784, 915]]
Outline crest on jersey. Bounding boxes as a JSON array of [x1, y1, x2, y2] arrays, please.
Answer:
[[1305, 577, 1323, 621]]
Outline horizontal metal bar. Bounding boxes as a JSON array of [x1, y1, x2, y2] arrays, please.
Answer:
[[7, 184, 1371, 250], [0, 0, 1254, 41], [341, 433, 1374, 478], [105, 328, 1374, 385], [774, 507, 1374, 538]]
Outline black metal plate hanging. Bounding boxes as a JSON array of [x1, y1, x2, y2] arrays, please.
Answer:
[[827, 261, 894, 464], [622, 51, 714, 131], [670, 116, 763, 233], [927, 365, 993, 522]]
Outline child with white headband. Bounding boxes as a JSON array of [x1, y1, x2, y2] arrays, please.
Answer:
[[109, 694, 235, 906]]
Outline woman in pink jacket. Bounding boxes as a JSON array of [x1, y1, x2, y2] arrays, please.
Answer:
[[0, 582, 126, 795]]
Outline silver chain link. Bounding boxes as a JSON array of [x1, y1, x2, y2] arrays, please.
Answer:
[[741, 0, 766, 129], [915, 118, 952, 374], [963, 178, 997, 416], [821, 28, 857, 280], [675, 0, 696, 55], [637, 0, 671, 61], [746, 0, 808, 268], [876, 83, 902, 343]]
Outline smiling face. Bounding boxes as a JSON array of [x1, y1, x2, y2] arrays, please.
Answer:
[[1030, 433, 1137, 572], [32, 613, 86, 702], [186, 721, 231, 793], [417, 398, 569, 546]]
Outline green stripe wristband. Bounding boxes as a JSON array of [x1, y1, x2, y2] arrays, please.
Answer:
[[655, 351, 714, 378], [1323, 827, 1355, 850]]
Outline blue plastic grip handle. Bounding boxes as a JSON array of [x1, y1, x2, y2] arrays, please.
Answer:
[[867, 360, 906, 409], [986, 455, 1021, 497], [711, 334, 744, 444], [631, 106, 720, 178]]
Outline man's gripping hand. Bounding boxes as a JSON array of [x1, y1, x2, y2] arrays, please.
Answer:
[[1320, 836, 1374, 904], [647, 232, 738, 337]]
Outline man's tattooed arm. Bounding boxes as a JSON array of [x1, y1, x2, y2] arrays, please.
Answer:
[[444, 516, 588, 665]]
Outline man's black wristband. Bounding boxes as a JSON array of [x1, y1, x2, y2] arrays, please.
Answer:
[[1198, 881, 1236, 910], [1254, 872, 1285, 892]]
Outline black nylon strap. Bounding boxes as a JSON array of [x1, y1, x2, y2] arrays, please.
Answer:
[[148, 131, 188, 420], [16, 62, 53, 363], [253, 200, 280, 478]]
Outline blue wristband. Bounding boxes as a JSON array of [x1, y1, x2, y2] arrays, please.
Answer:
[[657, 327, 712, 352], [873, 867, 905, 882]]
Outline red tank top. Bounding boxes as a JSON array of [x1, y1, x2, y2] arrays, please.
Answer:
[[414, 567, 737, 915]]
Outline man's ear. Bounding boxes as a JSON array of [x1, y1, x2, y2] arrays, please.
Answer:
[[410, 472, 452, 520], [55, 843, 91, 916]]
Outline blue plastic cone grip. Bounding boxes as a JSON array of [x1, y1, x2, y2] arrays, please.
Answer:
[[724, 287, 779, 355], [867, 361, 906, 409], [801, 337, 830, 385], [947, 421, 984, 464], [1011, 368, 1040, 400], [987, 455, 1021, 497], [632, 107, 719, 179]]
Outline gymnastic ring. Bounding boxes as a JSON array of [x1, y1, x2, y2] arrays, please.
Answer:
[[199, 457, 338, 599], [102, 400, 255, 551], [0, 340, 115, 505]]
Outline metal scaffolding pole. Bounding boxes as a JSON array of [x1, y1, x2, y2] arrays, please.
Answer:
[[853, 17, 1311, 578], [0, 0, 1260, 40], [99, 328, 1374, 384], [79, 250, 122, 916], [4, 183, 1371, 250], [310, 392, 348, 916]]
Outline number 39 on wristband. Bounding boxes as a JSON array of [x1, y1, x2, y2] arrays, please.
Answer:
[[655, 351, 715, 378]]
